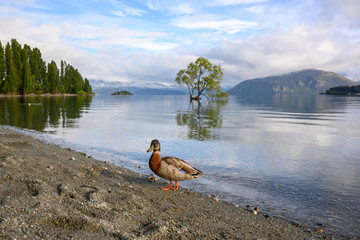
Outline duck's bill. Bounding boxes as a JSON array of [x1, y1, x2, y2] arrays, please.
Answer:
[[147, 146, 153, 152]]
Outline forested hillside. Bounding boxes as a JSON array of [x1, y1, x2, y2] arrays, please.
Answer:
[[0, 39, 92, 95], [324, 85, 360, 95]]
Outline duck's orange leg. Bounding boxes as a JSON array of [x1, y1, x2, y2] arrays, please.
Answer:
[[171, 181, 179, 190], [160, 180, 173, 190]]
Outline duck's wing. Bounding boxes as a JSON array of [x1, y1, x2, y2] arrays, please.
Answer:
[[162, 156, 203, 177]]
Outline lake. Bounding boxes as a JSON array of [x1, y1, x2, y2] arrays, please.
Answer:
[[1, 94, 359, 239]]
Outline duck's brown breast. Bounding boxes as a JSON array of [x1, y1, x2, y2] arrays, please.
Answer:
[[149, 152, 161, 174]]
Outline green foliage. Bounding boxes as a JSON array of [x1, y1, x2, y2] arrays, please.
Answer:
[[77, 90, 87, 95], [22, 45, 33, 94], [0, 41, 5, 87], [0, 38, 93, 95], [325, 85, 360, 95], [175, 57, 227, 101], [83, 78, 92, 94], [47, 60, 60, 93]]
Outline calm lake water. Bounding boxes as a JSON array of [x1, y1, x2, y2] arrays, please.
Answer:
[[1, 94, 359, 239]]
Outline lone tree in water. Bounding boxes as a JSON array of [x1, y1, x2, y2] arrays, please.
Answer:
[[175, 57, 228, 101]]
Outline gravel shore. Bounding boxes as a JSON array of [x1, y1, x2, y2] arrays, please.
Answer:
[[0, 127, 329, 239]]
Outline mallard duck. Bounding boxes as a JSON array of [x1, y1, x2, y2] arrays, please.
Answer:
[[147, 139, 203, 190]]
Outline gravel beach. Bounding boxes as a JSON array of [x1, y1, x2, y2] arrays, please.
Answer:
[[0, 127, 329, 239]]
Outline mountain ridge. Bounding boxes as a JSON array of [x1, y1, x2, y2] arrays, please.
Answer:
[[228, 69, 357, 95]]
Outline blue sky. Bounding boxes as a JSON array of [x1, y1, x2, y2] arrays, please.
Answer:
[[0, 0, 359, 88]]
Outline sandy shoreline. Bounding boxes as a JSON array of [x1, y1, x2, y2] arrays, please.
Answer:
[[0, 127, 331, 239]]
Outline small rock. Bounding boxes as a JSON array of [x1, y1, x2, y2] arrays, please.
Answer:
[[69, 157, 76, 161], [317, 229, 323, 233], [214, 197, 220, 202], [250, 207, 259, 214], [146, 176, 158, 182], [116, 171, 122, 174], [234, 204, 239, 208], [159, 225, 168, 234], [90, 201, 108, 209], [292, 222, 302, 228]]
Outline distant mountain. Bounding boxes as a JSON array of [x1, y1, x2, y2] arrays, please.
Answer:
[[134, 88, 186, 95], [90, 79, 124, 89], [89, 79, 186, 95], [228, 69, 357, 95]]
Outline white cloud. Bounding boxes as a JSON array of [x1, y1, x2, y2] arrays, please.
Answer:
[[209, 0, 268, 6], [112, 7, 147, 17], [196, 22, 360, 85], [169, 3, 196, 15], [245, 5, 265, 14], [1, 0, 360, 89], [172, 15, 260, 34]]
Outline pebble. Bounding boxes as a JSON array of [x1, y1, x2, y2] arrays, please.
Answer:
[[213, 197, 220, 202], [69, 157, 76, 161], [250, 207, 259, 214], [146, 176, 158, 182]]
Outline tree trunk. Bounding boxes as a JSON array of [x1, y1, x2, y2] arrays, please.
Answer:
[[190, 95, 201, 101]]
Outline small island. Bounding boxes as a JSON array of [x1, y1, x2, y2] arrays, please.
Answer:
[[111, 90, 133, 95], [322, 85, 360, 95]]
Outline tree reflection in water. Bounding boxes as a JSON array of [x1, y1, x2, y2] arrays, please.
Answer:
[[0, 96, 93, 132], [176, 100, 228, 141]]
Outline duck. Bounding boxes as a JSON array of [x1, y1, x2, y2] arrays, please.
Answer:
[[147, 139, 203, 190]]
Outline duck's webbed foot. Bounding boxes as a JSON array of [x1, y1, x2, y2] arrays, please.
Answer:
[[171, 181, 179, 190], [160, 180, 173, 190]]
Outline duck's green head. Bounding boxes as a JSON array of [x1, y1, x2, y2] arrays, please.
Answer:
[[147, 139, 160, 152]]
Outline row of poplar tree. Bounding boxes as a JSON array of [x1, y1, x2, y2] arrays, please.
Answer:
[[0, 39, 92, 95]]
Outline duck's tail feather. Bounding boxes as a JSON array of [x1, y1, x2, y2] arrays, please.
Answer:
[[191, 169, 203, 178]]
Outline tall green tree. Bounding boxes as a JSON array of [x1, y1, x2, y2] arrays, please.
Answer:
[[47, 60, 60, 93], [21, 45, 33, 94], [83, 78, 92, 93], [29, 47, 46, 88], [10, 39, 22, 92], [0, 39, 92, 95], [0, 41, 5, 91], [4, 42, 16, 93], [175, 57, 228, 101], [60, 60, 65, 93]]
